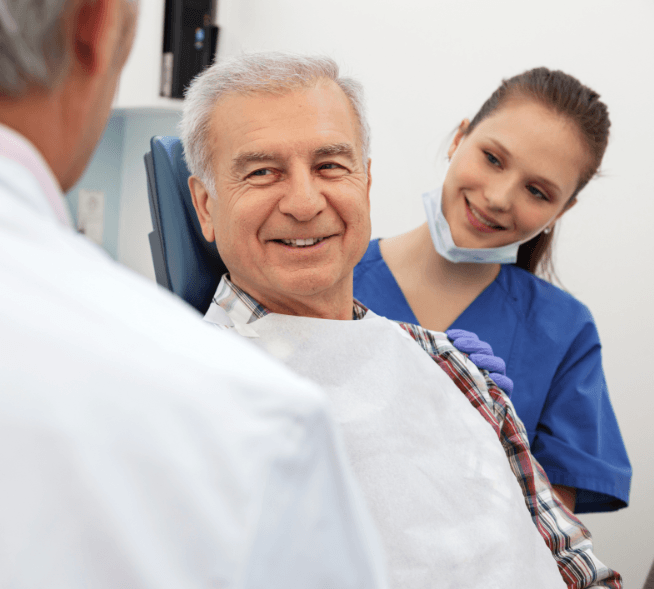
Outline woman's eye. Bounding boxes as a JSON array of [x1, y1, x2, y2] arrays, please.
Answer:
[[527, 185, 548, 201], [484, 152, 501, 167]]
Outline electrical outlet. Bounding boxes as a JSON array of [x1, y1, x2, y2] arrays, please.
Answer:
[[77, 189, 105, 246]]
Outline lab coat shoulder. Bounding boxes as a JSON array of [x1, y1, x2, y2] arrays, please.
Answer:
[[0, 179, 386, 588]]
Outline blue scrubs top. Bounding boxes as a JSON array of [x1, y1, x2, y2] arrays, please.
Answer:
[[354, 239, 631, 514]]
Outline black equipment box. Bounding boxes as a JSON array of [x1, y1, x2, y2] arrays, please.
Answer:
[[161, 0, 219, 99]]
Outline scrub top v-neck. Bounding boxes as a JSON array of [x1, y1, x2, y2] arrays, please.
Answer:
[[354, 238, 631, 514]]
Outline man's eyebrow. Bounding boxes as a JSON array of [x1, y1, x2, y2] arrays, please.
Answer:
[[230, 143, 357, 175], [488, 138, 562, 197], [230, 151, 279, 175], [313, 143, 356, 159]]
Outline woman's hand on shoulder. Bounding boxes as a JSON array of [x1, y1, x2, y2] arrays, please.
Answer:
[[446, 329, 514, 397]]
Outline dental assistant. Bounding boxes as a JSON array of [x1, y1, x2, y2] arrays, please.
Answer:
[[354, 67, 631, 514]]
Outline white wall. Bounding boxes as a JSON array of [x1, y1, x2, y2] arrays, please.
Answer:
[[69, 110, 181, 279], [67, 115, 125, 259], [116, 110, 182, 279], [212, 0, 654, 584]]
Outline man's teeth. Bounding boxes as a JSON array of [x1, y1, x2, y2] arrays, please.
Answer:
[[280, 237, 325, 247]]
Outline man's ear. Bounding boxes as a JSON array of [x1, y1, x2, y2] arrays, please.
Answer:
[[447, 119, 470, 160], [366, 158, 372, 204], [189, 176, 217, 243], [72, 0, 116, 74]]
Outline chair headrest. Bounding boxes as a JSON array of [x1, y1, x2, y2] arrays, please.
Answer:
[[150, 136, 227, 314]]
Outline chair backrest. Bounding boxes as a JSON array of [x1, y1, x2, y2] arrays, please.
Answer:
[[144, 136, 227, 314]]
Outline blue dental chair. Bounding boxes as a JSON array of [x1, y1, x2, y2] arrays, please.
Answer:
[[144, 136, 227, 314]]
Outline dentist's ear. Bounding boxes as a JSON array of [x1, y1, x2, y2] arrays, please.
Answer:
[[189, 176, 216, 243], [447, 119, 471, 160]]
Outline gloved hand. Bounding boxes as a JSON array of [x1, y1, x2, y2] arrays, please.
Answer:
[[446, 329, 514, 398]]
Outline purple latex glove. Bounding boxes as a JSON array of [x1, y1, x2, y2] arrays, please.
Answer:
[[446, 329, 514, 398]]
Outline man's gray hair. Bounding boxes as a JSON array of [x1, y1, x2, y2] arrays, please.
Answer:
[[0, 0, 137, 96], [179, 52, 371, 196]]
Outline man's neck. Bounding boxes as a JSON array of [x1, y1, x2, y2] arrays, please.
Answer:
[[230, 276, 355, 321], [0, 90, 71, 190]]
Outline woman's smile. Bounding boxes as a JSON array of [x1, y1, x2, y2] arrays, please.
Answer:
[[464, 197, 507, 233]]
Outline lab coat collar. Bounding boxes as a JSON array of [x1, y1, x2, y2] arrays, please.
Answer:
[[0, 123, 72, 227]]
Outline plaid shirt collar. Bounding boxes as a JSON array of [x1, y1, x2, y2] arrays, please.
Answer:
[[209, 274, 367, 325]]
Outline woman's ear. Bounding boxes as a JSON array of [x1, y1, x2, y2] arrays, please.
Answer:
[[559, 197, 578, 218], [550, 197, 577, 230], [447, 119, 470, 160]]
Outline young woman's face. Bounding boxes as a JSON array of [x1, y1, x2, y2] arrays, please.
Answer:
[[442, 99, 588, 249]]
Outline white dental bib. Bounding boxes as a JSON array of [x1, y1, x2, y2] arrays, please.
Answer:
[[217, 310, 564, 588]]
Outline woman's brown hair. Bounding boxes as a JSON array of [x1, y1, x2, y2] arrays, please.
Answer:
[[465, 67, 610, 279]]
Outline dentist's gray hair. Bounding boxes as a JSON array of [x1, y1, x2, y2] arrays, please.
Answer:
[[0, 0, 137, 96], [180, 52, 371, 197]]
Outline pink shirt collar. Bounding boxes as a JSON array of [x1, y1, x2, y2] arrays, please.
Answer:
[[0, 123, 72, 227]]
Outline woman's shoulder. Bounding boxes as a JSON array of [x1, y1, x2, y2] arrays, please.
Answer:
[[354, 239, 388, 284], [498, 265, 594, 325], [355, 238, 383, 269]]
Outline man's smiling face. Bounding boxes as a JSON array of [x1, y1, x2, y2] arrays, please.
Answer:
[[191, 79, 372, 318]]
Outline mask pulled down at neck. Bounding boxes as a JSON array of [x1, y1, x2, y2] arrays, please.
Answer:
[[422, 183, 525, 264]]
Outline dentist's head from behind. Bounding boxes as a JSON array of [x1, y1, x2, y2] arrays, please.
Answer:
[[0, 0, 138, 191]]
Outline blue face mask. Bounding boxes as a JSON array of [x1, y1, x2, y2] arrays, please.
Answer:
[[422, 184, 523, 264]]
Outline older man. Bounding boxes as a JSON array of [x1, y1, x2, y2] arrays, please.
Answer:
[[0, 4, 388, 588], [186, 53, 622, 589]]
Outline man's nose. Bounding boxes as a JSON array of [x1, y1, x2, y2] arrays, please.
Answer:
[[278, 168, 327, 221]]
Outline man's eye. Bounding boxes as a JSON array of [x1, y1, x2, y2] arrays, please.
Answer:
[[249, 168, 273, 177], [245, 168, 278, 183], [318, 163, 347, 176], [484, 152, 501, 167]]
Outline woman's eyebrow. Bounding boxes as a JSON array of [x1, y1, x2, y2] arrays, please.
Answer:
[[532, 174, 562, 197], [488, 138, 512, 159]]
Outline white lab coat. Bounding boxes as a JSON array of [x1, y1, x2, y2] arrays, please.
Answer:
[[0, 128, 387, 589]]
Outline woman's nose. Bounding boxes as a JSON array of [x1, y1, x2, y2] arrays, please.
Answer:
[[484, 178, 515, 212]]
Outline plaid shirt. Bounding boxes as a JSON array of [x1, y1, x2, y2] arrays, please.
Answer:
[[207, 275, 622, 589]]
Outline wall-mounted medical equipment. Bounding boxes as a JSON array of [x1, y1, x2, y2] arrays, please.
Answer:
[[161, 0, 219, 99]]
